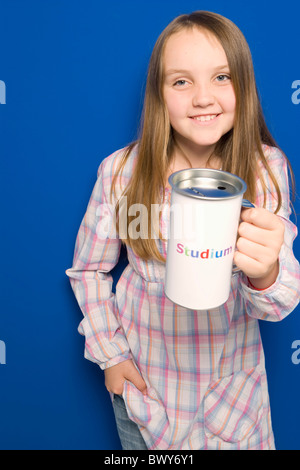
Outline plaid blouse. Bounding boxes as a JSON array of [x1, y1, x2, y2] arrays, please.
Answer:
[[66, 144, 300, 450]]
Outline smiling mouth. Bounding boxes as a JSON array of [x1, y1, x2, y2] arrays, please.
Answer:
[[190, 114, 221, 122]]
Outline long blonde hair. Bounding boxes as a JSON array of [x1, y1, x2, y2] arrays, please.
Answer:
[[111, 11, 292, 262]]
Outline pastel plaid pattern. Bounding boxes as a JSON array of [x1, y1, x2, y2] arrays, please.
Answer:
[[66, 145, 300, 450]]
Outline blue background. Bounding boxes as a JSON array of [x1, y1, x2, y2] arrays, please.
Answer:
[[0, 0, 299, 450]]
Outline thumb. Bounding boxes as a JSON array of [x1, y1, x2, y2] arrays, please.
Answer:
[[125, 364, 147, 395]]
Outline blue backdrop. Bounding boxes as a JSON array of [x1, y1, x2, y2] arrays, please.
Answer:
[[0, 0, 299, 450]]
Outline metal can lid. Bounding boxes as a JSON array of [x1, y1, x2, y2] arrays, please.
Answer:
[[168, 168, 247, 200]]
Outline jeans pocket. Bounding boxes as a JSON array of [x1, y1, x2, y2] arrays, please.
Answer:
[[113, 393, 126, 406], [204, 367, 263, 444]]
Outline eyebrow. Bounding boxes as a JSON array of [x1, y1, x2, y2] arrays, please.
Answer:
[[165, 65, 230, 76]]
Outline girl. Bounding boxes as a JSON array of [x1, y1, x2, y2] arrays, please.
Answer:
[[66, 11, 300, 450]]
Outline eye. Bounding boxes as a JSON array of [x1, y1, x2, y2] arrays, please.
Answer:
[[173, 79, 188, 87], [216, 74, 231, 82]]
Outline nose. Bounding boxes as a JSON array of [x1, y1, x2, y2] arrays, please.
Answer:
[[192, 83, 215, 107]]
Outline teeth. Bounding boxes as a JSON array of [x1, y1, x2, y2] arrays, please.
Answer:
[[195, 115, 217, 122]]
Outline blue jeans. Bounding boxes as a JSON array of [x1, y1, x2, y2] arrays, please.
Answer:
[[112, 394, 148, 450]]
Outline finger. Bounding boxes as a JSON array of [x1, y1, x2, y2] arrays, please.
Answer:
[[238, 222, 278, 248], [236, 236, 277, 265], [240, 207, 282, 231], [234, 250, 266, 279]]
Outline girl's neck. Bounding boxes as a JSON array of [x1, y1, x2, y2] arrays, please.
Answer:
[[166, 140, 222, 187]]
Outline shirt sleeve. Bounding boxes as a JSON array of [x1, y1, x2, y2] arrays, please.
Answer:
[[66, 158, 132, 369], [238, 147, 300, 322]]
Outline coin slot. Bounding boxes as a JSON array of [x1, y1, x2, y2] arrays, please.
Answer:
[[190, 187, 205, 196]]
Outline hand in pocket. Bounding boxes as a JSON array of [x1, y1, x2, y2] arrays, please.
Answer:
[[104, 359, 147, 396]]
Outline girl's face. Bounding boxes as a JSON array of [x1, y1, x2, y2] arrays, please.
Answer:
[[163, 27, 236, 159]]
